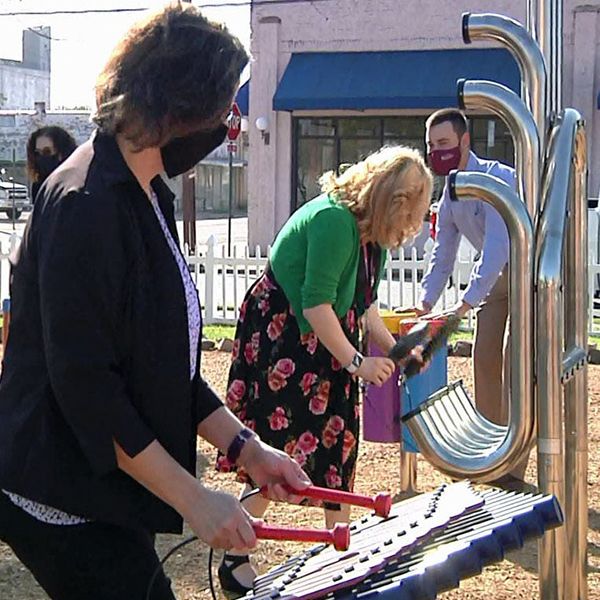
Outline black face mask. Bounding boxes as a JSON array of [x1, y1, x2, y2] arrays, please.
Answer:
[[35, 154, 62, 180], [160, 124, 228, 178]]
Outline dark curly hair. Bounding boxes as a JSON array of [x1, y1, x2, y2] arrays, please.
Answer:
[[93, 2, 249, 150], [26, 125, 78, 182]]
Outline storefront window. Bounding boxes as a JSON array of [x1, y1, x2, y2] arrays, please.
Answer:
[[469, 117, 514, 166], [339, 138, 381, 165], [296, 137, 336, 205], [293, 115, 515, 209]]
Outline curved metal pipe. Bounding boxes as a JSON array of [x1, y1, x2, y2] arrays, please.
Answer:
[[463, 12, 547, 158], [405, 172, 534, 480], [458, 78, 540, 219]]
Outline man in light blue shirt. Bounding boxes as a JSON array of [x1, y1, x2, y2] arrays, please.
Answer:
[[418, 109, 524, 481]]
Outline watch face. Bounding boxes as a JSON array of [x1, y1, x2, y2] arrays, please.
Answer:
[[353, 353, 363, 368]]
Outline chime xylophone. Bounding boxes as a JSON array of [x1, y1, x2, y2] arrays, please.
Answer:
[[244, 482, 563, 600]]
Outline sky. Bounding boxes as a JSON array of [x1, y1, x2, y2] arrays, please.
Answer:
[[0, 0, 251, 109]]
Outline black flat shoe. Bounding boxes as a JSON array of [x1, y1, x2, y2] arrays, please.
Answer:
[[218, 554, 253, 598]]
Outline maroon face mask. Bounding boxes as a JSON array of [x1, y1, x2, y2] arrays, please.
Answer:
[[428, 146, 462, 176]]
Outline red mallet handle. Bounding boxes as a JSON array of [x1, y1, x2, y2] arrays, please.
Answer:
[[253, 522, 350, 551], [262, 484, 392, 517]]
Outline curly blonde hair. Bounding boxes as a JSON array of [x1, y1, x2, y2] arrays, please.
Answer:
[[319, 146, 433, 248]]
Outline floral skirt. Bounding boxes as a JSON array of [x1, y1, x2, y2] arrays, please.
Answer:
[[216, 268, 360, 507]]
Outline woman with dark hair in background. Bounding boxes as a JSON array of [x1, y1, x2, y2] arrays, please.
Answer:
[[0, 4, 308, 600], [26, 125, 78, 202]]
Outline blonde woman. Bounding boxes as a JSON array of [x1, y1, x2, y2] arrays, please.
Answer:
[[215, 146, 433, 594]]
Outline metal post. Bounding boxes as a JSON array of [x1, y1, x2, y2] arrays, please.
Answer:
[[527, 0, 539, 39], [182, 170, 196, 254], [563, 117, 588, 600], [11, 149, 15, 230], [535, 0, 553, 113], [228, 147, 234, 257], [553, 0, 563, 112], [535, 112, 571, 600], [181, 0, 196, 254], [399, 450, 417, 492]]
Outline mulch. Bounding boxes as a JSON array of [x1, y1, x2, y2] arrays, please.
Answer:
[[0, 351, 598, 600]]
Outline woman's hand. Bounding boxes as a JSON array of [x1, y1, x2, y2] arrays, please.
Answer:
[[239, 437, 311, 502], [181, 482, 259, 550], [113, 438, 260, 550], [356, 356, 396, 386]]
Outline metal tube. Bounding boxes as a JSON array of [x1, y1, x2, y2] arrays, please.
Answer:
[[458, 78, 540, 218], [535, 111, 574, 600], [399, 450, 417, 492], [526, 0, 538, 38], [405, 172, 534, 481], [463, 12, 547, 162], [535, 0, 553, 112], [553, 0, 563, 112], [563, 113, 588, 600]]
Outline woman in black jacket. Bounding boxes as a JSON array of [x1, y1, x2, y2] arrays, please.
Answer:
[[0, 5, 308, 600]]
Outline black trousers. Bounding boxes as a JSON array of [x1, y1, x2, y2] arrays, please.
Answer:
[[0, 491, 176, 600]]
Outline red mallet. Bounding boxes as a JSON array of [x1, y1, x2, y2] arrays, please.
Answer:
[[261, 484, 392, 518], [253, 522, 350, 551]]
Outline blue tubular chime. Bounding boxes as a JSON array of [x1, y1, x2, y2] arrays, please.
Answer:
[[403, 5, 589, 600]]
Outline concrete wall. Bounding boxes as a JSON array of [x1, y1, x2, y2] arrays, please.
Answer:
[[248, 0, 600, 248], [0, 28, 51, 110], [0, 68, 51, 111]]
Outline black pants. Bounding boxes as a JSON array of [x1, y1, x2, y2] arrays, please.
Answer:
[[0, 491, 176, 600]]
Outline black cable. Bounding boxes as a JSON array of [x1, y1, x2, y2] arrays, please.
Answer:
[[146, 534, 198, 600], [208, 487, 262, 600], [0, 0, 336, 17], [145, 487, 262, 600]]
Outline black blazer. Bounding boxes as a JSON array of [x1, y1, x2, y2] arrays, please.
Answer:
[[0, 131, 222, 533]]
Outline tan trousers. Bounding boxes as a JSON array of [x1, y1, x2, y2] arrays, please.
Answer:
[[473, 270, 528, 478], [473, 270, 509, 425]]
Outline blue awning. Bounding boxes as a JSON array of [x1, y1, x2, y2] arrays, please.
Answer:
[[235, 80, 249, 116], [273, 49, 520, 111]]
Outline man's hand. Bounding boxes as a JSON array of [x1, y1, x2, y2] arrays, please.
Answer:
[[415, 301, 432, 317], [429, 301, 471, 320], [396, 302, 432, 317], [453, 301, 472, 319]]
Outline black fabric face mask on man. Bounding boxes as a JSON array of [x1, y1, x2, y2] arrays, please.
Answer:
[[160, 124, 229, 178], [35, 154, 62, 181]]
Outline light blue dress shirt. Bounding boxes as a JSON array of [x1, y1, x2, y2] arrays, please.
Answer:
[[421, 151, 517, 308]]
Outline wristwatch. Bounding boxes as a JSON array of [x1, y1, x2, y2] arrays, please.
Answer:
[[344, 351, 364, 374]]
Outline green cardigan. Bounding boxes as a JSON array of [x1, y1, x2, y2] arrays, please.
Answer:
[[270, 194, 387, 334]]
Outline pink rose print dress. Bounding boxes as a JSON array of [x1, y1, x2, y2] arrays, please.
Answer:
[[216, 243, 381, 510]]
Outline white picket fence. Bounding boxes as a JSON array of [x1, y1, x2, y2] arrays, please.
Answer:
[[190, 234, 600, 336], [1, 224, 599, 336]]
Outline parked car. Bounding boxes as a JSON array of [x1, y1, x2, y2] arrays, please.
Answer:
[[0, 169, 32, 220]]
